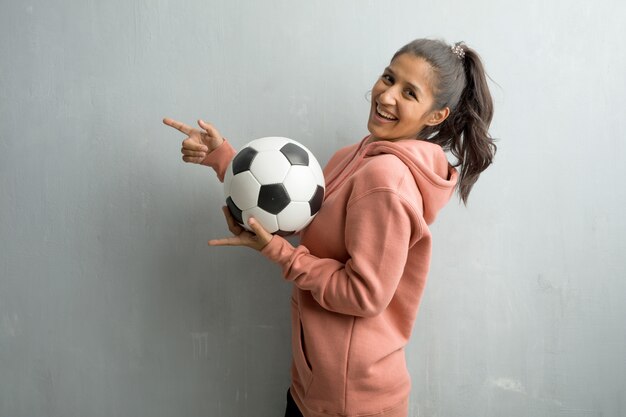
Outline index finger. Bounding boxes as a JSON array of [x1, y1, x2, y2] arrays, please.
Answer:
[[208, 236, 249, 247], [163, 117, 194, 135]]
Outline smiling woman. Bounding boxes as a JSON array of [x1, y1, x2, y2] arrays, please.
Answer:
[[164, 37, 496, 417], [368, 54, 450, 142]]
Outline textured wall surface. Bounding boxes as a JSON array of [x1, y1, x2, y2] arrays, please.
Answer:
[[1, 0, 625, 416]]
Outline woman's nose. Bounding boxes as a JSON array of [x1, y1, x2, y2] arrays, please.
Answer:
[[378, 86, 398, 105]]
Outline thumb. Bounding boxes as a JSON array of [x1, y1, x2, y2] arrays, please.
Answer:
[[247, 217, 272, 245]]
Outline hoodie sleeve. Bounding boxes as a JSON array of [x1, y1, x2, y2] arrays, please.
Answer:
[[200, 139, 237, 182], [261, 188, 422, 317]]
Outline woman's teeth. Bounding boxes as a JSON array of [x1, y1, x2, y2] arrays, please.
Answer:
[[376, 106, 397, 120]]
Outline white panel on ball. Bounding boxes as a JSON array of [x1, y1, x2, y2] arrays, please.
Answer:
[[250, 151, 292, 184], [230, 171, 261, 210], [283, 166, 318, 201], [246, 137, 290, 151], [243, 207, 279, 233], [276, 202, 313, 232]]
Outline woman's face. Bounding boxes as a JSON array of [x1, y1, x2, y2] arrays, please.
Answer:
[[367, 53, 448, 142]]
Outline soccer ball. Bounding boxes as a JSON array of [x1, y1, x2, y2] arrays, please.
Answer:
[[223, 137, 325, 236]]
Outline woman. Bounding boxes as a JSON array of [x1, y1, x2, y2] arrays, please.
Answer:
[[164, 38, 496, 417]]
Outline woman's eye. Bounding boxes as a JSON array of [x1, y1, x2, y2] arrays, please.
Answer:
[[405, 89, 416, 99], [381, 74, 393, 83]]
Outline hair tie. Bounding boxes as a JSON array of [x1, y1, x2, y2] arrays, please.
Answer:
[[451, 42, 466, 60]]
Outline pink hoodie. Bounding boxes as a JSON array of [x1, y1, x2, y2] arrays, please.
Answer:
[[203, 135, 458, 417]]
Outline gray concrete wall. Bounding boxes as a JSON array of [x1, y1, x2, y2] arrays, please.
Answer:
[[1, 0, 624, 416]]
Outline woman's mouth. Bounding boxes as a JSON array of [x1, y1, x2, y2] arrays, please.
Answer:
[[374, 105, 398, 122]]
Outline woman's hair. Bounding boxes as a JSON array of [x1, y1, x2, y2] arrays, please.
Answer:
[[392, 38, 497, 204]]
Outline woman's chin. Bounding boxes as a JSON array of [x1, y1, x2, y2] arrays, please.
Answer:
[[366, 123, 389, 141]]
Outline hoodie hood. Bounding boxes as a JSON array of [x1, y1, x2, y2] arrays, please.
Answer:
[[362, 137, 458, 224]]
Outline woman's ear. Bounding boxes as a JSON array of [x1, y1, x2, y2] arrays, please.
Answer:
[[426, 107, 450, 126]]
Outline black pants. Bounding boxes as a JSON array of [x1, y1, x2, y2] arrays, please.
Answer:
[[284, 388, 304, 417]]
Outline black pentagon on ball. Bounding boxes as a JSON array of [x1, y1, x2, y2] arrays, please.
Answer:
[[226, 196, 244, 226], [280, 143, 309, 166], [309, 185, 324, 215], [258, 183, 290, 215], [232, 147, 258, 175]]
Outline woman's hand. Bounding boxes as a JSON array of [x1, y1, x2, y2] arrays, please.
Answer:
[[162, 117, 224, 164], [208, 206, 273, 251]]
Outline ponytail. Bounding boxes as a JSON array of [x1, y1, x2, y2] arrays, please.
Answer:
[[445, 46, 496, 204]]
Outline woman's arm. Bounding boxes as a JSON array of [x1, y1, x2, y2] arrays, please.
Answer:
[[262, 189, 422, 317]]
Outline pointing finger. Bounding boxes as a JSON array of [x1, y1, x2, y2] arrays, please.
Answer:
[[208, 236, 247, 246], [163, 117, 195, 135]]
